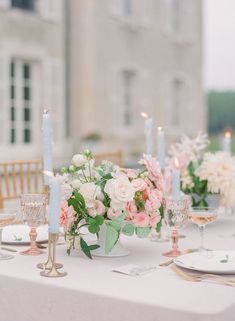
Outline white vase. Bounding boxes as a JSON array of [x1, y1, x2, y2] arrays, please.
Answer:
[[92, 224, 130, 257]]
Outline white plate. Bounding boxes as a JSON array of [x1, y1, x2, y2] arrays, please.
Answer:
[[174, 251, 235, 275], [2, 225, 48, 245]]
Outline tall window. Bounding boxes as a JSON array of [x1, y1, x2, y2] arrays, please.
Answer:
[[9, 60, 33, 145], [169, 0, 183, 33], [121, 70, 135, 126], [171, 79, 183, 127], [122, 0, 132, 16], [11, 0, 35, 11]]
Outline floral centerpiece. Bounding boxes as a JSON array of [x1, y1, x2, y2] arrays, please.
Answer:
[[59, 151, 164, 258], [169, 133, 235, 208]]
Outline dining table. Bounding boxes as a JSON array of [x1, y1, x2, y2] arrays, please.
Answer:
[[1, 214, 235, 321]]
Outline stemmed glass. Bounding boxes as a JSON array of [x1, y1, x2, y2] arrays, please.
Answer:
[[20, 194, 47, 256], [189, 207, 217, 252], [0, 210, 17, 260], [164, 195, 190, 257]]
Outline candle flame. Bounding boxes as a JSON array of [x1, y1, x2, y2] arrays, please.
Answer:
[[174, 157, 180, 169], [158, 126, 162, 132], [225, 131, 231, 139], [43, 109, 49, 114], [140, 112, 149, 119]]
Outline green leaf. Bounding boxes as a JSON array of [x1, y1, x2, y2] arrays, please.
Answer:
[[88, 244, 100, 251], [88, 224, 100, 234], [95, 215, 105, 225], [122, 223, 135, 236], [105, 224, 119, 254], [80, 237, 92, 259], [109, 212, 127, 232], [156, 218, 162, 233], [136, 227, 151, 238]]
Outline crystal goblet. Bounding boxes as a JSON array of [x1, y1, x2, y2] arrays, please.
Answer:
[[163, 195, 190, 257], [20, 194, 47, 256], [0, 210, 17, 260]]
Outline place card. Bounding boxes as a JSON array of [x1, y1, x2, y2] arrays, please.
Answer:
[[112, 264, 157, 276]]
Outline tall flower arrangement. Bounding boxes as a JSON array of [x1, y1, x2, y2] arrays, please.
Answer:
[[169, 133, 235, 208], [59, 151, 164, 258]]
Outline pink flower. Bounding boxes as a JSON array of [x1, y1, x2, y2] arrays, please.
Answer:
[[149, 213, 161, 228], [126, 201, 138, 220], [149, 189, 163, 204], [145, 200, 158, 213], [107, 208, 122, 220], [131, 178, 147, 191], [87, 200, 105, 218], [60, 201, 75, 231], [123, 168, 138, 179], [61, 183, 73, 201], [139, 154, 162, 182], [132, 212, 150, 227]]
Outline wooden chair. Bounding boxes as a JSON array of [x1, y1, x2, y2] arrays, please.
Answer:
[[94, 150, 123, 167], [0, 160, 45, 209]]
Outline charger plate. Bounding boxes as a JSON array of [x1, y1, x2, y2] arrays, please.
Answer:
[[174, 251, 235, 275]]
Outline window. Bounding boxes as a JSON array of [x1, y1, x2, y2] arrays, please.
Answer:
[[9, 60, 34, 145], [121, 70, 135, 126], [169, 0, 183, 33], [170, 79, 183, 127], [122, 0, 132, 17], [11, 0, 35, 11]]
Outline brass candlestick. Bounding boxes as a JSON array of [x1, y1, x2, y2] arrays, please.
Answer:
[[37, 233, 63, 270], [39, 233, 67, 277]]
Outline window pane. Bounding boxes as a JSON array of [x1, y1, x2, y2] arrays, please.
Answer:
[[24, 87, 30, 100], [11, 107, 15, 121], [23, 64, 30, 79], [10, 62, 15, 78], [11, 0, 35, 11], [24, 107, 30, 121], [11, 85, 15, 99], [123, 0, 132, 16], [24, 129, 31, 143], [10, 128, 15, 144]]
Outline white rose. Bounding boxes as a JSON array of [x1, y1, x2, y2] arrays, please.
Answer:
[[72, 154, 86, 167], [71, 179, 81, 189], [104, 177, 135, 210], [79, 182, 101, 206]]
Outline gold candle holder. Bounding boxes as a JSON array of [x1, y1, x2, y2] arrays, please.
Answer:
[[37, 233, 63, 270], [39, 233, 67, 277]]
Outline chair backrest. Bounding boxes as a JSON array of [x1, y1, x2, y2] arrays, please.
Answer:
[[0, 160, 44, 209], [94, 150, 123, 167]]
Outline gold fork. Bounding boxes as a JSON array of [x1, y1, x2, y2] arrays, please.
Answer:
[[171, 264, 235, 286], [159, 249, 194, 267]]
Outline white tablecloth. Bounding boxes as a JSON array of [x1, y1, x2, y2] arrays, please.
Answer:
[[1, 215, 235, 321]]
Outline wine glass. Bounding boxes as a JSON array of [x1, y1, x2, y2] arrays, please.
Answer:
[[0, 210, 17, 260], [20, 194, 47, 256], [163, 195, 190, 257], [189, 207, 217, 252]]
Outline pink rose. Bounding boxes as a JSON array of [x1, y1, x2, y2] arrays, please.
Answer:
[[107, 208, 122, 220], [131, 178, 147, 191], [149, 213, 161, 228], [132, 212, 150, 227], [87, 200, 105, 218], [60, 201, 75, 231]]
